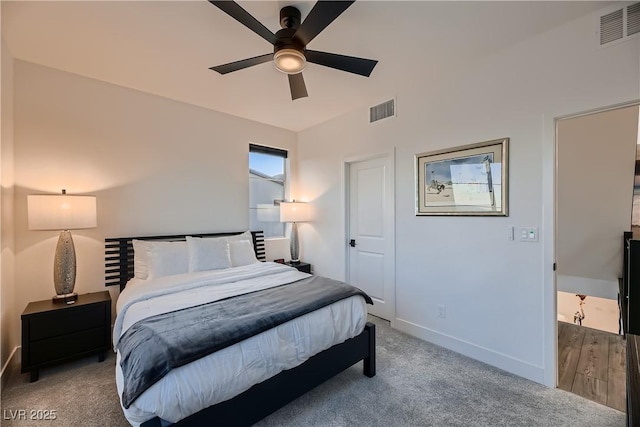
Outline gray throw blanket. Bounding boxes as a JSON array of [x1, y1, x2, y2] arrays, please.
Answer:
[[117, 275, 373, 408]]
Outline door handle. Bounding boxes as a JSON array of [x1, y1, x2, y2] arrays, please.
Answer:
[[349, 239, 357, 247]]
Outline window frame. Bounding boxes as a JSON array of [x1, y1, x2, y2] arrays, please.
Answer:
[[249, 144, 288, 239]]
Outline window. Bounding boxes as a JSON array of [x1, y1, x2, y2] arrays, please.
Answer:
[[249, 144, 287, 238]]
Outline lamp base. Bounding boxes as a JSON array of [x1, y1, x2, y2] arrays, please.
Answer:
[[54, 230, 77, 295], [290, 222, 300, 264], [52, 292, 78, 304]]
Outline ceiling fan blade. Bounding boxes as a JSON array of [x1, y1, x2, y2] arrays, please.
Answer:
[[293, 1, 355, 46], [306, 50, 377, 77], [208, 1, 277, 45], [288, 73, 308, 100], [210, 53, 274, 74]]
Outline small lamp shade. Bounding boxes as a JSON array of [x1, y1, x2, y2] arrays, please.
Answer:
[[28, 194, 97, 230], [279, 201, 309, 223]]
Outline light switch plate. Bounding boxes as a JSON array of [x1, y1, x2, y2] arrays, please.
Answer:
[[519, 227, 538, 242]]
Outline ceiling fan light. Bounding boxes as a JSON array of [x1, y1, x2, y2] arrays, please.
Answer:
[[274, 48, 306, 74]]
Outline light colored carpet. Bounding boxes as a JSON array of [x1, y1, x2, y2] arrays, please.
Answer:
[[1, 316, 625, 426]]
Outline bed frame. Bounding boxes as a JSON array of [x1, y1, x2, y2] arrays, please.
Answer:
[[105, 230, 267, 290], [104, 230, 376, 427]]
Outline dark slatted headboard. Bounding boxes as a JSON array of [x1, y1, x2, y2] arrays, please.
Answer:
[[105, 231, 265, 290]]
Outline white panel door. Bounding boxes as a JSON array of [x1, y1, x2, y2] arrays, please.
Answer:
[[348, 154, 394, 320]]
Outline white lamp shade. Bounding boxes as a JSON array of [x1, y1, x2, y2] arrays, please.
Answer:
[[28, 194, 97, 230], [279, 201, 309, 223]]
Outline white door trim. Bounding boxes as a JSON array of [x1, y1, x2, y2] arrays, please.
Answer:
[[343, 148, 396, 325], [543, 99, 640, 388]]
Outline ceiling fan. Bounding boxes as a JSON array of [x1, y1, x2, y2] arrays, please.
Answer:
[[208, 0, 378, 100]]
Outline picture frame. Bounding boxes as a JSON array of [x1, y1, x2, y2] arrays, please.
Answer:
[[415, 138, 509, 216]]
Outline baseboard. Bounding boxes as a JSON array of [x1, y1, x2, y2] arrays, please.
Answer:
[[394, 318, 545, 384], [1, 346, 21, 389]]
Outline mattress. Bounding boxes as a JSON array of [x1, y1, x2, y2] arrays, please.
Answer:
[[114, 262, 368, 426]]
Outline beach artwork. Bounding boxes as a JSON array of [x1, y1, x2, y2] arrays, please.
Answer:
[[416, 138, 508, 216]]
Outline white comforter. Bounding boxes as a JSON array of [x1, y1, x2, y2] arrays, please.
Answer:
[[114, 262, 368, 426]]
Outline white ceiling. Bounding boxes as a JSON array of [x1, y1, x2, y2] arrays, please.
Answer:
[[2, 1, 609, 132]]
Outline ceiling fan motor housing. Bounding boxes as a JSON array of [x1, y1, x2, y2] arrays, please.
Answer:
[[275, 6, 305, 57], [273, 28, 306, 74], [274, 28, 305, 56], [279, 6, 301, 29]]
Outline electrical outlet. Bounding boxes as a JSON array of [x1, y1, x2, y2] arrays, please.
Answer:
[[437, 304, 446, 319]]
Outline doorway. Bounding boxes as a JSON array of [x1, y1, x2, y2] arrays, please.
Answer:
[[555, 103, 640, 409], [345, 151, 395, 321]]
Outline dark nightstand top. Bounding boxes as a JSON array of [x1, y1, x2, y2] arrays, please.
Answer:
[[22, 291, 111, 316], [285, 261, 311, 273]]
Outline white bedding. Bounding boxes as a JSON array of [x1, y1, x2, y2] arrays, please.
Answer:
[[114, 262, 368, 426]]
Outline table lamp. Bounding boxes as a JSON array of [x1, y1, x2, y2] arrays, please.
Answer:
[[28, 190, 97, 303], [279, 201, 309, 264]]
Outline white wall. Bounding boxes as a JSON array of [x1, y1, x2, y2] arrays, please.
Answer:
[[557, 106, 639, 299], [1, 34, 17, 376], [557, 275, 620, 300], [297, 11, 639, 384], [12, 60, 297, 331]]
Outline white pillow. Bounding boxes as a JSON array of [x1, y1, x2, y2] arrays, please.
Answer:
[[132, 240, 150, 280], [186, 236, 232, 272], [229, 239, 258, 267], [226, 231, 253, 243], [145, 241, 189, 279]]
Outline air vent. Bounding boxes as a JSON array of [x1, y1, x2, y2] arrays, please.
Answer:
[[600, 9, 624, 45], [597, 2, 640, 46], [369, 99, 395, 123], [628, 2, 640, 36]]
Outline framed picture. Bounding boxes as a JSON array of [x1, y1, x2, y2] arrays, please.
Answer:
[[415, 138, 509, 216]]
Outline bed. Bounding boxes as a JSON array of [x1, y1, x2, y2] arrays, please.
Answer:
[[105, 231, 376, 426]]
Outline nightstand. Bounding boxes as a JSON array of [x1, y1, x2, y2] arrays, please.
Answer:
[[286, 261, 311, 274], [21, 291, 111, 382]]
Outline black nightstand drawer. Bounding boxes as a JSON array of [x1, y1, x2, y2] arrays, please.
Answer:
[[21, 291, 111, 382], [29, 305, 106, 341], [29, 327, 107, 365]]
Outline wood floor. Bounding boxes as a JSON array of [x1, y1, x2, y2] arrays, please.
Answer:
[[558, 321, 626, 411]]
